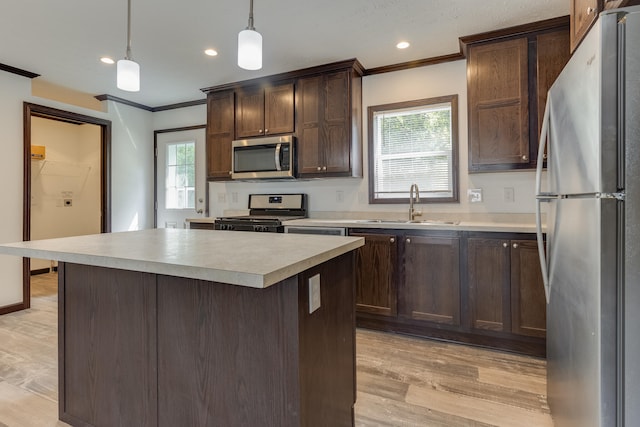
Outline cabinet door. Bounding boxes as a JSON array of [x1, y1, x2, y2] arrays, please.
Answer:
[[351, 232, 397, 316], [324, 71, 351, 174], [297, 76, 323, 174], [264, 83, 294, 135], [468, 38, 529, 170], [403, 235, 461, 326], [235, 87, 265, 138], [536, 29, 571, 162], [570, 0, 600, 52], [467, 238, 510, 332], [510, 240, 546, 337], [206, 91, 234, 180]]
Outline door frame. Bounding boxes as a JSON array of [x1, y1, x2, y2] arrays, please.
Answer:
[[153, 124, 207, 228], [19, 102, 112, 311]]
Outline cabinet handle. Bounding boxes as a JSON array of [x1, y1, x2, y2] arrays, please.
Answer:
[[513, 243, 519, 249], [390, 238, 395, 243], [543, 153, 548, 160], [264, 129, 268, 133], [503, 242, 508, 248], [406, 238, 411, 243], [317, 166, 322, 171], [522, 155, 529, 161], [587, 6, 595, 14], [322, 166, 327, 171], [259, 129, 263, 134]]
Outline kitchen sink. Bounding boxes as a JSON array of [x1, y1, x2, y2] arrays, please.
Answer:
[[355, 219, 459, 225]]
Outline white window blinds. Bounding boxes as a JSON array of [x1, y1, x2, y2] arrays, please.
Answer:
[[372, 100, 455, 201]]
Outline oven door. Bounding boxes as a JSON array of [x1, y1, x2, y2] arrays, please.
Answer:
[[231, 136, 294, 180]]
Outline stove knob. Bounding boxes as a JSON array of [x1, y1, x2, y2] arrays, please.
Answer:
[[254, 225, 268, 232]]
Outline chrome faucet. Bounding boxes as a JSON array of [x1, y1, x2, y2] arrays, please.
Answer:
[[409, 183, 422, 222]]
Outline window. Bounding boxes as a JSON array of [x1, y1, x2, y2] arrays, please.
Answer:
[[165, 142, 195, 209], [368, 95, 459, 203]]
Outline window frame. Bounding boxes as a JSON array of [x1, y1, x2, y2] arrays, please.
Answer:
[[367, 94, 459, 204]]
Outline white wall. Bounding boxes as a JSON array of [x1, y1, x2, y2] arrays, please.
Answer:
[[0, 72, 30, 307], [108, 102, 154, 231], [205, 60, 544, 219], [153, 104, 206, 130], [30, 118, 101, 270], [0, 73, 154, 310]]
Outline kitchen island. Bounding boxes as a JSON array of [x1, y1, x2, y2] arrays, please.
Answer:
[[0, 229, 364, 427]]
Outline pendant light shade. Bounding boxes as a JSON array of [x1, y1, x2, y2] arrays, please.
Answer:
[[238, 0, 262, 70], [238, 29, 262, 70], [117, 59, 140, 92], [117, 0, 140, 92]]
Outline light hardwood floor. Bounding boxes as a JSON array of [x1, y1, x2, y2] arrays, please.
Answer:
[[0, 272, 553, 426]]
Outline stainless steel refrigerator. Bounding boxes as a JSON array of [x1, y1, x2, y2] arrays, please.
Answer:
[[535, 6, 640, 427]]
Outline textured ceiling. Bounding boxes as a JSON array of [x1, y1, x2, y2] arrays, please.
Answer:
[[1, 0, 568, 107]]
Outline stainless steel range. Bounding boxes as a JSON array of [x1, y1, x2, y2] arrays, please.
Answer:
[[214, 193, 307, 233]]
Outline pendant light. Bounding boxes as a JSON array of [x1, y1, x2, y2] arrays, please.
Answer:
[[238, 0, 262, 70], [117, 0, 140, 91]]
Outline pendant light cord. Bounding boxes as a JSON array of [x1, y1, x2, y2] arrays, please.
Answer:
[[247, 0, 255, 30], [125, 0, 133, 60]]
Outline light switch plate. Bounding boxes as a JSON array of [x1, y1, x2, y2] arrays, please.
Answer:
[[308, 274, 321, 314], [467, 188, 483, 203]]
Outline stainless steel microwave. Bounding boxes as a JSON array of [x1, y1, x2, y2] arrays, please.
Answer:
[[231, 135, 295, 179]]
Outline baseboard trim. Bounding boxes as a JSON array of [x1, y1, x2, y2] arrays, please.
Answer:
[[0, 302, 27, 315]]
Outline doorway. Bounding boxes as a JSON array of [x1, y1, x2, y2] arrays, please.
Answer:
[[23, 103, 111, 309], [154, 125, 207, 228]]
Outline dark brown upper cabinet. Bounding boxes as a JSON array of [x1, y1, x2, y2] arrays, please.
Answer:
[[201, 59, 363, 179], [206, 90, 235, 180], [467, 38, 530, 171], [571, 0, 640, 52], [571, 0, 600, 52], [462, 17, 570, 172], [297, 67, 363, 177], [235, 83, 294, 138]]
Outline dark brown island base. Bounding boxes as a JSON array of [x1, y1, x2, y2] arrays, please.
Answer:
[[0, 229, 364, 427]]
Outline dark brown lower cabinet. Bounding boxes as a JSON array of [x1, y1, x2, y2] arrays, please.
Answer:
[[511, 240, 547, 337], [467, 237, 511, 332], [403, 235, 461, 326], [353, 229, 546, 357], [351, 231, 397, 316]]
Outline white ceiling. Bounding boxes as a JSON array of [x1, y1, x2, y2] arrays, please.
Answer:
[[1, 0, 569, 108]]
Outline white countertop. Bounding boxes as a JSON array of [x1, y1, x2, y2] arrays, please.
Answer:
[[0, 229, 364, 288]]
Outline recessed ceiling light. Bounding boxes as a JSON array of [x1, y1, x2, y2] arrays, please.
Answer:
[[100, 57, 115, 64], [204, 49, 218, 57], [396, 41, 410, 49]]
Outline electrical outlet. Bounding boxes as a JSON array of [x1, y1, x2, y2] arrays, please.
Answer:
[[308, 274, 321, 314], [467, 188, 483, 203], [63, 199, 73, 207], [336, 190, 344, 203], [504, 187, 515, 203]]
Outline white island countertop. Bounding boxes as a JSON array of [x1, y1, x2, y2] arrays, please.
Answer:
[[0, 229, 364, 288]]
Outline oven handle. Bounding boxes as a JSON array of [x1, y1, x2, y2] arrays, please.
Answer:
[[275, 143, 282, 171]]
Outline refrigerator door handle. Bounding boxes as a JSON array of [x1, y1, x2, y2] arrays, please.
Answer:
[[536, 197, 551, 303], [535, 94, 550, 197], [536, 95, 552, 303]]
